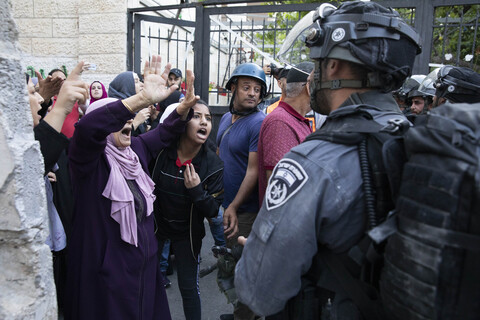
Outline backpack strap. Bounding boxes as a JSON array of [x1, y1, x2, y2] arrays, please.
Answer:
[[217, 122, 234, 150]]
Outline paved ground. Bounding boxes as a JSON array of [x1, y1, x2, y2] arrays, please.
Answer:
[[165, 221, 233, 320]]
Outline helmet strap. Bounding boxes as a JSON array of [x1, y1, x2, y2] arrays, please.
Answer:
[[320, 79, 365, 90], [319, 71, 383, 90], [231, 107, 259, 117], [310, 60, 324, 114]]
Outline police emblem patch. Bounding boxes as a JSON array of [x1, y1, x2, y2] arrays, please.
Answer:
[[266, 158, 308, 211], [332, 28, 346, 42]]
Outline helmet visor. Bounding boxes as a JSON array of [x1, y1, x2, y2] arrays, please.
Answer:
[[418, 68, 439, 96], [401, 77, 420, 94], [277, 10, 315, 66], [277, 4, 337, 66], [438, 65, 455, 79]]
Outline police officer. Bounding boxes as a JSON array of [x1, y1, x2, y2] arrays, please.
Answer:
[[432, 65, 480, 107], [393, 74, 426, 114], [234, 1, 421, 319], [417, 68, 439, 111], [404, 75, 430, 115]]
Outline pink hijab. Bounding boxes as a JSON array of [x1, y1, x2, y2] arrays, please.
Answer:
[[86, 98, 156, 246], [89, 81, 108, 104]]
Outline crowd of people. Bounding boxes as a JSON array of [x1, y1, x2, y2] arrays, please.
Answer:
[[23, 1, 480, 320]]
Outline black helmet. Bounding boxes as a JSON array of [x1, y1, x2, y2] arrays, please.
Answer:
[[225, 63, 267, 99], [435, 65, 480, 104], [278, 1, 421, 93]]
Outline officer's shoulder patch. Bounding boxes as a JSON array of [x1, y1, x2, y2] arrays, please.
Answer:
[[266, 158, 309, 211]]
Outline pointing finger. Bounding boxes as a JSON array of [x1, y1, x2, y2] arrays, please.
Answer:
[[67, 62, 85, 81]]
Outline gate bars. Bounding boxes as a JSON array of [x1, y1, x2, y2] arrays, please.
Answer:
[[127, 0, 480, 108]]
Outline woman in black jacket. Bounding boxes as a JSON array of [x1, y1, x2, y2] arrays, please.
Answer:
[[151, 99, 223, 320]]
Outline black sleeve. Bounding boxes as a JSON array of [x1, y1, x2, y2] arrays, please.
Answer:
[[149, 117, 160, 131], [33, 120, 69, 174], [39, 99, 52, 119]]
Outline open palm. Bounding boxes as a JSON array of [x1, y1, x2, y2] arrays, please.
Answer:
[[142, 55, 178, 105]]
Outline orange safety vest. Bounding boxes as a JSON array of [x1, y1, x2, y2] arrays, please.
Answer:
[[266, 97, 282, 114]]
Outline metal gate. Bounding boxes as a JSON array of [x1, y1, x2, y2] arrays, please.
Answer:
[[127, 0, 480, 135]]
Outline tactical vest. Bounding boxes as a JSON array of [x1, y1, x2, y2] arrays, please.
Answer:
[[380, 102, 480, 320], [281, 104, 407, 320], [286, 102, 480, 320]]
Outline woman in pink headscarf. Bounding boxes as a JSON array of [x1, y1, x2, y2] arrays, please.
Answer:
[[65, 55, 199, 320], [89, 80, 108, 104]]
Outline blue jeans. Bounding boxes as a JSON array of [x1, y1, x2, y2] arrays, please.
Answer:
[[209, 207, 226, 247], [159, 238, 201, 320], [158, 239, 171, 274]]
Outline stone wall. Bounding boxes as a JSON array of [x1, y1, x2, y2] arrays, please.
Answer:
[[11, 0, 127, 87], [0, 1, 57, 319]]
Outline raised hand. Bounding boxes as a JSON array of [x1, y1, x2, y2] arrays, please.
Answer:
[[132, 108, 151, 130], [148, 105, 159, 120], [176, 69, 200, 118], [35, 71, 63, 103], [43, 62, 89, 132], [140, 55, 178, 105], [55, 62, 90, 115]]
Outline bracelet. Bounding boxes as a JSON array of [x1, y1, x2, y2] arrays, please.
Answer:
[[122, 100, 134, 113]]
